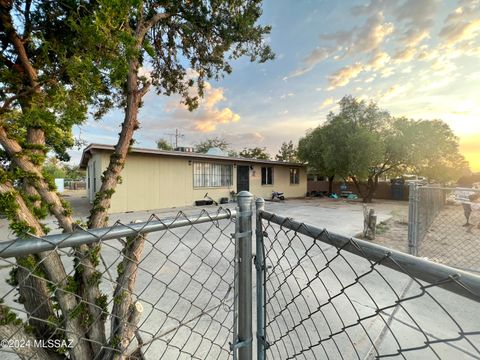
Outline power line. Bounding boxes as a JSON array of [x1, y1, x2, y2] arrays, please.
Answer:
[[164, 129, 185, 148]]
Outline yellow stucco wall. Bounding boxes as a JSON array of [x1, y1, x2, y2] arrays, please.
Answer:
[[249, 164, 307, 200], [86, 151, 306, 213]]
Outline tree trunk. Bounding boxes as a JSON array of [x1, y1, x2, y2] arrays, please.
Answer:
[[0, 5, 102, 357], [0, 323, 52, 360], [328, 175, 334, 194], [87, 59, 143, 229], [107, 223, 146, 360], [350, 176, 366, 200], [363, 175, 379, 203], [0, 126, 107, 355], [0, 181, 92, 360], [15, 264, 55, 339], [23, 128, 45, 208]]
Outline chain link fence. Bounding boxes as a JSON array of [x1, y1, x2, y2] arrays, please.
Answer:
[[256, 202, 480, 360], [0, 208, 239, 359], [409, 185, 480, 273], [2, 192, 480, 360]]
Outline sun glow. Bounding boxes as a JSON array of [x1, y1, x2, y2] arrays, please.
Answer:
[[459, 134, 480, 172]]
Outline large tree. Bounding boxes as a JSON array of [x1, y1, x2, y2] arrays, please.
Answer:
[[298, 128, 337, 193], [195, 137, 231, 153], [299, 96, 469, 202], [239, 146, 270, 160], [275, 140, 298, 162], [156, 138, 173, 150], [0, 1, 272, 359]]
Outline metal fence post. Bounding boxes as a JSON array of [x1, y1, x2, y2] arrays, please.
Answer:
[[255, 197, 266, 360], [407, 182, 419, 256], [236, 191, 254, 360]]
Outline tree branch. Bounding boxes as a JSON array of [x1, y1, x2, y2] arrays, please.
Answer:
[[0, 1, 38, 88], [137, 12, 171, 41]]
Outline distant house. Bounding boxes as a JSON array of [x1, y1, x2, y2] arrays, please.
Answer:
[[80, 144, 307, 213]]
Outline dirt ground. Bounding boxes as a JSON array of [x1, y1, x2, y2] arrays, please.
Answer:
[[418, 204, 480, 273], [369, 204, 410, 253]]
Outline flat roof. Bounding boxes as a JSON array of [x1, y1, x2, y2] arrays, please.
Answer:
[[79, 143, 306, 169]]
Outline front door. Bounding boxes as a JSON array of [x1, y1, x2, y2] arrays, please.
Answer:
[[237, 165, 250, 193]]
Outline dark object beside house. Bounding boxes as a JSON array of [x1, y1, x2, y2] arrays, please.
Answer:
[[195, 199, 213, 206], [220, 197, 229, 204], [391, 178, 404, 200]]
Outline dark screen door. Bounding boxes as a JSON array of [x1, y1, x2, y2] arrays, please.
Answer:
[[237, 165, 250, 193]]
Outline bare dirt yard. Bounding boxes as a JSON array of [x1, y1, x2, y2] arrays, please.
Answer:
[[418, 204, 480, 273]]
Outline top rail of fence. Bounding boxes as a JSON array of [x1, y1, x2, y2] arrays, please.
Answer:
[[418, 185, 480, 192], [0, 208, 236, 259], [259, 210, 480, 302]]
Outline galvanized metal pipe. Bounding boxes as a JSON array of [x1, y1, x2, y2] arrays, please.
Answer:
[[237, 191, 253, 360], [407, 182, 418, 256], [255, 197, 266, 360], [260, 210, 480, 302], [0, 210, 236, 259]]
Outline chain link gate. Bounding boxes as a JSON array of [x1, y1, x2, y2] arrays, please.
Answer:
[[255, 196, 480, 360], [408, 183, 480, 273]]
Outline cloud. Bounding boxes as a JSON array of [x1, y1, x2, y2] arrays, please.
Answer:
[[284, 47, 332, 79], [467, 71, 480, 81], [289, 5, 396, 80], [280, 93, 295, 99], [440, 11, 480, 48], [430, 58, 457, 74], [321, 13, 394, 56], [351, 0, 398, 15], [142, 81, 240, 134], [221, 132, 265, 148], [394, 0, 438, 47], [327, 63, 364, 89], [367, 51, 391, 70], [381, 83, 412, 100], [350, 14, 394, 54], [319, 98, 334, 109], [393, 46, 417, 62], [380, 66, 395, 78]]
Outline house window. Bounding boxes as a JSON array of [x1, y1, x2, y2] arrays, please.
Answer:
[[261, 167, 273, 185], [307, 173, 315, 181], [290, 168, 299, 184], [193, 162, 233, 188]]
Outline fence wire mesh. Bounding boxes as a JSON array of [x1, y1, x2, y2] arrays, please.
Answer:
[[258, 210, 480, 360], [0, 208, 237, 360], [415, 186, 480, 273]]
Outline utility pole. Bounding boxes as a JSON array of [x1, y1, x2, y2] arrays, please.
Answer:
[[165, 129, 185, 148]]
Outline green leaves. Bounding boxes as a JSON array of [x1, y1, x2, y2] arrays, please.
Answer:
[[239, 147, 270, 160], [299, 95, 468, 188]]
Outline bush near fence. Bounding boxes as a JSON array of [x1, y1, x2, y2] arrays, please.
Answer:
[[307, 181, 410, 200]]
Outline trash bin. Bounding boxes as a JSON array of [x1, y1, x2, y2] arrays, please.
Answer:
[[391, 179, 404, 200]]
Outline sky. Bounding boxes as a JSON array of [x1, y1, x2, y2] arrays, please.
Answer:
[[71, 0, 480, 172]]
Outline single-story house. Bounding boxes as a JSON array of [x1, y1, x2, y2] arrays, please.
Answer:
[[79, 144, 307, 213]]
